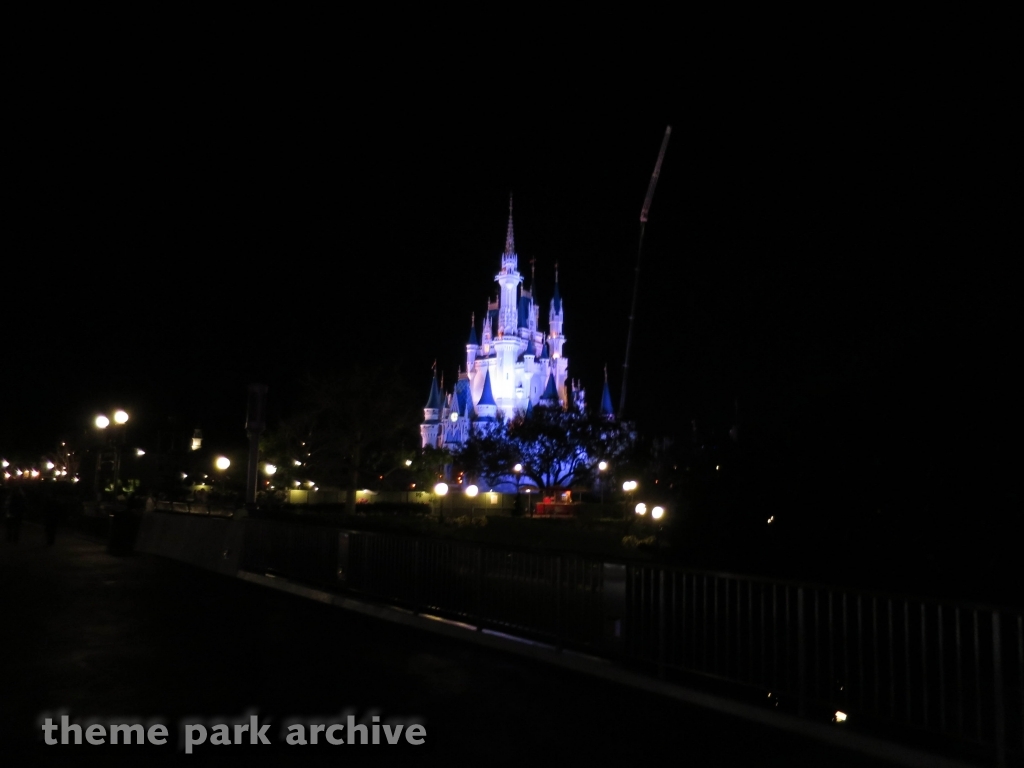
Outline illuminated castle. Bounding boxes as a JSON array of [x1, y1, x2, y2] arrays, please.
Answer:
[[420, 198, 609, 450]]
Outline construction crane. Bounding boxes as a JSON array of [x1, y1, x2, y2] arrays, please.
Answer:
[[619, 125, 671, 420]]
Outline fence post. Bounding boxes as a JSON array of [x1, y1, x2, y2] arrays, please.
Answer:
[[413, 539, 421, 616], [556, 556, 563, 653], [992, 612, 1005, 768], [798, 587, 807, 717], [658, 569, 666, 678], [476, 546, 484, 632]]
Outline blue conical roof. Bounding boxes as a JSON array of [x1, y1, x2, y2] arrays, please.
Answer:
[[600, 379, 615, 417], [477, 369, 496, 407], [425, 374, 442, 410], [456, 376, 471, 417], [518, 295, 531, 329], [541, 372, 559, 402], [551, 280, 562, 315], [468, 324, 478, 346]]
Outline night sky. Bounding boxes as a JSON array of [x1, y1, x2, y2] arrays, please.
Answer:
[[4, 59, 1017, 516]]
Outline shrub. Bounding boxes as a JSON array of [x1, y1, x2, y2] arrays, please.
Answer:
[[622, 535, 655, 550]]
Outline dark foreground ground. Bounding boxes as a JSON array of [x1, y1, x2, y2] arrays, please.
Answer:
[[0, 522, 911, 768]]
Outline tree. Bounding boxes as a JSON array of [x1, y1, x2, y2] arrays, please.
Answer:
[[455, 405, 634, 496], [262, 364, 421, 511]]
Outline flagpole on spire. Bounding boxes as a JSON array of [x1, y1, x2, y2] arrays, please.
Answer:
[[619, 125, 671, 421]]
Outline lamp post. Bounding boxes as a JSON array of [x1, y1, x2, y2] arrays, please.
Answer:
[[622, 479, 637, 521], [466, 483, 478, 521], [434, 482, 448, 522], [245, 383, 268, 513], [598, 460, 608, 506], [513, 463, 522, 516], [215, 456, 230, 497], [94, 409, 129, 497]]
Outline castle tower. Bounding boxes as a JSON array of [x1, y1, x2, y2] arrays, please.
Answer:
[[475, 368, 499, 426], [547, 262, 568, 406], [419, 367, 442, 448], [466, 312, 479, 371], [493, 195, 523, 413]]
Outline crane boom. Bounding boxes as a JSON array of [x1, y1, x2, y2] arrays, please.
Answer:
[[620, 125, 672, 420], [641, 126, 671, 223]]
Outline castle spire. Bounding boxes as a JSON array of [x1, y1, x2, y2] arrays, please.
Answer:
[[600, 364, 615, 419], [551, 261, 562, 314], [504, 193, 515, 257], [424, 366, 442, 412]]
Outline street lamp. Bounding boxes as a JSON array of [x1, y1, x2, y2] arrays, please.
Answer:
[[215, 456, 230, 495], [513, 463, 523, 515], [652, 505, 665, 520], [598, 460, 608, 505], [622, 480, 638, 521], [94, 409, 129, 495], [434, 481, 448, 521]]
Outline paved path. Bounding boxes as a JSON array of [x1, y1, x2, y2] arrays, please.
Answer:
[[0, 523, 916, 767]]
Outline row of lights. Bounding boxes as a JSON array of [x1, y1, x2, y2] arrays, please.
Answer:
[[432, 483, 480, 498], [620, 478, 666, 519], [635, 502, 665, 520], [94, 410, 129, 429], [3, 458, 75, 481]]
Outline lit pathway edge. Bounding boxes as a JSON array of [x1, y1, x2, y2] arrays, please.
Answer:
[[234, 569, 979, 768]]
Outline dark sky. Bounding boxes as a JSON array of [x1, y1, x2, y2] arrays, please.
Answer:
[[3, 57, 1018, 509]]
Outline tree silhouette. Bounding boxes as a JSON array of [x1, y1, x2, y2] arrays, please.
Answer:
[[263, 364, 421, 511], [455, 405, 634, 495]]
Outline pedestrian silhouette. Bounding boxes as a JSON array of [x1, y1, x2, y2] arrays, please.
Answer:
[[6, 486, 27, 543]]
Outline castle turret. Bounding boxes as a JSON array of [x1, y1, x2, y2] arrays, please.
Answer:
[[548, 262, 565, 359], [466, 312, 479, 371], [539, 371, 561, 408], [600, 365, 616, 420], [481, 304, 494, 356], [546, 262, 568, 405], [475, 368, 499, 425], [497, 195, 523, 336], [419, 368, 442, 448]]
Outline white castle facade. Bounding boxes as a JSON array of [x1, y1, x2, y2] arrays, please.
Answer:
[[420, 199, 610, 450]]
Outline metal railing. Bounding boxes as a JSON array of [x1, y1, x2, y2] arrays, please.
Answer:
[[346, 533, 606, 649], [240, 519, 341, 589], [233, 519, 1023, 765], [622, 564, 1024, 766]]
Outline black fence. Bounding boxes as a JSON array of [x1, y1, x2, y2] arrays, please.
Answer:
[[228, 518, 1024, 765], [622, 565, 1024, 766], [346, 533, 607, 649]]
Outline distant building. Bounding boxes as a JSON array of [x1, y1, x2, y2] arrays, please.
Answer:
[[420, 197, 614, 450]]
